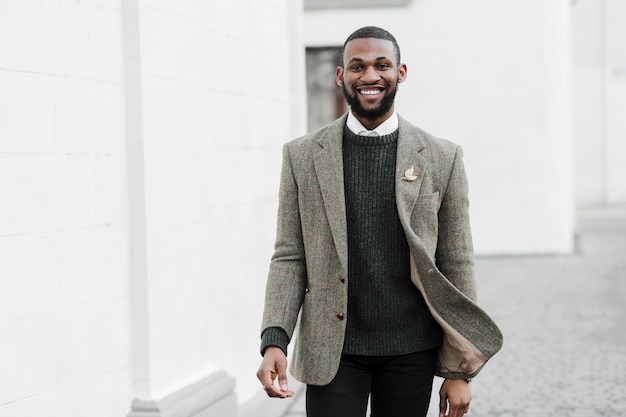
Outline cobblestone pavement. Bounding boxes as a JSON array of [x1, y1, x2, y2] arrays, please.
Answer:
[[281, 206, 626, 417]]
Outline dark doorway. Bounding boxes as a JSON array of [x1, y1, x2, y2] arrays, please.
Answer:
[[306, 47, 347, 131]]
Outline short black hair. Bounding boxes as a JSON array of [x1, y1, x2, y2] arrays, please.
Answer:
[[340, 26, 401, 66]]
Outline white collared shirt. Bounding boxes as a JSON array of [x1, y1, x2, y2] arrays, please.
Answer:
[[346, 111, 399, 137]]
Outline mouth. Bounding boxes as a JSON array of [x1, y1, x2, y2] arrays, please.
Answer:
[[356, 86, 385, 97]]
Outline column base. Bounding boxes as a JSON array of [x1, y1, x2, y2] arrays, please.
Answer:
[[127, 370, 237, 417]]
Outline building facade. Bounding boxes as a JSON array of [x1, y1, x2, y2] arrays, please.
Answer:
[[1, 1, 624, 416]]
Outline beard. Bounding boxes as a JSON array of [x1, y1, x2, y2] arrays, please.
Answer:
[[342, 81, 398, 121]]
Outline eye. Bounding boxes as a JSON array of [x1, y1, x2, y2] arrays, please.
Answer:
[[377, 63, 390, 69], [350, 65, 363, 71]]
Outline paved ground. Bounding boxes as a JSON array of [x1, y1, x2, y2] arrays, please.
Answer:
[[281, 206, 626, 417]]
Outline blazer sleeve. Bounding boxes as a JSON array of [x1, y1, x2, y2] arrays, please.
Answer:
[[435, 145, 477, 301], [260, 143, 308, 341]]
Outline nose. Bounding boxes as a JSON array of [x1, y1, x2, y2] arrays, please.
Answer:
[[361, 65, 381, 83]]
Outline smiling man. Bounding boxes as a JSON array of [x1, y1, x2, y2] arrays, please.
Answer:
[[257, 26, 502, 417], [338, 34, 405, 129]]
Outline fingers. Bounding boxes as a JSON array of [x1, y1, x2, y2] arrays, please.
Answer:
[[264, 373, 293, 398], [439, 392, 448, 417], [257, 365, 291, 398], [439, 397, 470, 417], [274, 361, 295, 398], [448, 403, 470, 417], [439, 379, 471, 417], [256, 347, 295, 399], [257, 369, 283, 397], [277, 369, 290, 393]]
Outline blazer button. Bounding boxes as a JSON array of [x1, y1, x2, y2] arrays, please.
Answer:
[[339, 276, 345, 283], [336, 313, 344, 320]]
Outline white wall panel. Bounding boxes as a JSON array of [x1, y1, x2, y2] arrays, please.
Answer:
[[127, 0, 305, 410], [0, 1, 132, 415], [1, 0, 304, 415], [572, 0, 626, 205], [304, 0, 576, 254]]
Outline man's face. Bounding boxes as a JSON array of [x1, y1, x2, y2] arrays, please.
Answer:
[[336, 37, 407, 128]]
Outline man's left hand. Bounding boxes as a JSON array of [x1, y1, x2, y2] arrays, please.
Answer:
[[439, 378, 471, 417]]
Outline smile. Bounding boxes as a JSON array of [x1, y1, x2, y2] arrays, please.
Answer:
[[356, 86, 385, 96], [359, 89, 383, 96]]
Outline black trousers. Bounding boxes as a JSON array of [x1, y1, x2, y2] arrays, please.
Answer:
[[306, 349, 437, 417]]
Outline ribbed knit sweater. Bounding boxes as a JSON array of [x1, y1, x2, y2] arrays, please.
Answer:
[[260, 126, 442, 357], [341, 127, 441, 355]]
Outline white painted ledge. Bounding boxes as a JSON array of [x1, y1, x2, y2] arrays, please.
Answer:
[[127, 371, 237, 417]]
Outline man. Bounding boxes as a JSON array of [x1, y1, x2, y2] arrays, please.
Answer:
[[257, 26, 502, 417]]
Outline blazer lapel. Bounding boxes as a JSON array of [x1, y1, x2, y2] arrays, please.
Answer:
[[313, 116, 349, 274], [395, 116, 428, 227], [311, 115, 428, 275]]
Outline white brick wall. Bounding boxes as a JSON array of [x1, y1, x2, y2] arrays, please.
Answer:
[[2, 0, 305, 413], [1, 1, 134, 416], [129, 0, 304, 407]]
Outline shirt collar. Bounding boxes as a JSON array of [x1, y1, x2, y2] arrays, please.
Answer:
[[346, 111, 398, 137]]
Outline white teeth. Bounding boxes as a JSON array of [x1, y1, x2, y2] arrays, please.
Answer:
[[360, 89, 382, 95]]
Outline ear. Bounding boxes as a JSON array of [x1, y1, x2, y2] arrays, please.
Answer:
[[397, 63, 407, 83], [336, 66, 344, 87]]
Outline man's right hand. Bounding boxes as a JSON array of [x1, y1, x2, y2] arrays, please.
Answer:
[[256, 346, 295, 398]]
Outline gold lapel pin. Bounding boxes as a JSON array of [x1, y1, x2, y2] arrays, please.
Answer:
[[401, 166, 419, 182]]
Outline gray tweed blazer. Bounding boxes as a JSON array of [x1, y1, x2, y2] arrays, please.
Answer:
[[261, 113, 503, 385]]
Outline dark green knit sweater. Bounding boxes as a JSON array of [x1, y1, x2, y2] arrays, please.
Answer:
[[341, 127, 441, 355], [260, 126, 442, 357]]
